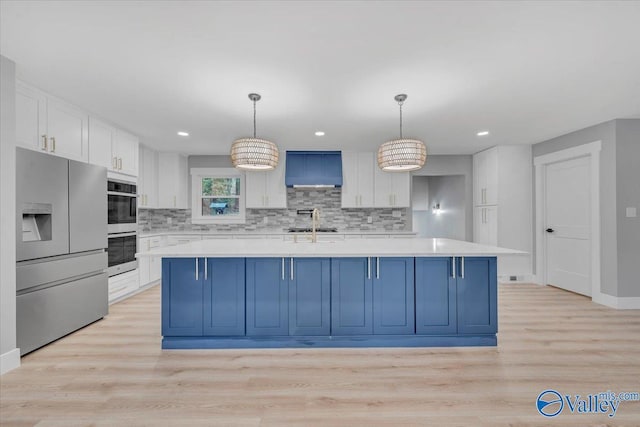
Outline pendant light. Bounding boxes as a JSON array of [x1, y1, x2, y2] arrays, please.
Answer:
[[377, 94, 427, 172], [231, 93, 279, 171]]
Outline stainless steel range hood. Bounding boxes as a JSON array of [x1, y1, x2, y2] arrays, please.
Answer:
[[285, 151, 343, 188]]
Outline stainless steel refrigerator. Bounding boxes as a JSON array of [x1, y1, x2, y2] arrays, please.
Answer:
[[16, 148, 108, 355]]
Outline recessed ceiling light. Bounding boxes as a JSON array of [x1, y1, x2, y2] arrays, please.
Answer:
[[477, 130, 490, 136], [315, 131, 325, 136], [177, 131, 189, 137]]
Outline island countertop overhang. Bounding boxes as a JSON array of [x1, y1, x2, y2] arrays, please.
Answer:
[[136, 237, 526, 258]]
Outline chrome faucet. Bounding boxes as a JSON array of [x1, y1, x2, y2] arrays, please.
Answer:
[[311, 208, 320, 243]]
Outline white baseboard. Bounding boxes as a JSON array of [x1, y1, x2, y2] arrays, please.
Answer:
[[0, 348, 20, 375], [592, 292, 640, 309]]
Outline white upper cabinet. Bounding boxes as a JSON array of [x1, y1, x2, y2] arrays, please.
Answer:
[[473, 147, 498, 206], [341, 151, 375, 208], [113, 130, 139, 176], [373, 164, 411, 208], [245, 152, 287, 209], [88, 117, 115, 169], [88, 118, 138, 176], [16, 81, 88, 162], [157, 153, 188, 209], [138, 145, 158, 208]]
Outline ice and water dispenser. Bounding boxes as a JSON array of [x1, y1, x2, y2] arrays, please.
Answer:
[[21, 203, 53, 242]]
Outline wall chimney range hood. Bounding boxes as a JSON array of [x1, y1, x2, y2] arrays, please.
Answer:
[[285, 151, 343, 188]]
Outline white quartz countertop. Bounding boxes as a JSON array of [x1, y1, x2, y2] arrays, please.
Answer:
[[136, 237, 526, 258], [140, 230, 418, 238]]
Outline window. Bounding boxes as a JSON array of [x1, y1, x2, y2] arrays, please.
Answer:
[[191, 168, 245, 224]]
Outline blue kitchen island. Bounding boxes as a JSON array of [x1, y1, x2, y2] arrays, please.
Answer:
[[138, 238, 523, 349]]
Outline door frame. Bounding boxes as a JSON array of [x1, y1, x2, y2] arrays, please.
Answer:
[[533, 141, 601, 299]]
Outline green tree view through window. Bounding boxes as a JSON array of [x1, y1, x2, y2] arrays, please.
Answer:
[[201, 177, 241, 216]]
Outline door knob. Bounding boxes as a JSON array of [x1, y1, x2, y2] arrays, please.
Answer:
[[546, 228, 554, 233]]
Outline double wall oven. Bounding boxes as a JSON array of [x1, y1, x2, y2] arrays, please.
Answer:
[[107, 179, 137, 276]]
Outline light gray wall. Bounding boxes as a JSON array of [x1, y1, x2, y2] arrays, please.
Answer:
[[532, 119, 640, 298], [615, 119, 640, 298], [1, 55, 17, 362], [412, 155, 473, 241], [425, 175, 466, 240]]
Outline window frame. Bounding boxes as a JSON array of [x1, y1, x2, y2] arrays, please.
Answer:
[[191, 168, 246, 224]]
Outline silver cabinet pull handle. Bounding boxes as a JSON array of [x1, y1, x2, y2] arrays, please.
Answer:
[[461, 256, 465, 279], [41, 135, 48, 151], [119, 158, 123, 170], [204, 258, 208, 280], [51, 137, 56, 153], [195, 258, 199, 281], [290, 257, 294, 280], [452, 257, 457, 278], [281, 258, 285, 280], [376, 257, 380, 279], [112, 157, 117, 169], [367, 257, 371, 279]]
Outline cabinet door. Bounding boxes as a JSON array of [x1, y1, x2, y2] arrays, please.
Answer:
[[246, 258, 288, 335], [157, 153, 187, 208], [373, 166, 392, 208], [289, 258, 330, 335], [331, 258, 373, 335], [139, 146, 158, 208], [16, 81, 47, 151], [203, 258, 245, 336], [484, 147, 498, 205], [341, 151, 360, 208], [149, 256, 162, 283], [357, 152, 375, 207], [46, 97, 88, 162], [139, 256, 151, 287], [162, 258, 203, 336], [114, 130, 139, 176], [415, 257, 456, 334], [485, 206, 498, 246], [391, 172, 411, 207], [473, 150, 484, 206], [457, 257, 497, 335], [373, 257, 414, 334], [265, 155, 287, 208], [89, 117, 115, 169], [245, 171, 265, 208]]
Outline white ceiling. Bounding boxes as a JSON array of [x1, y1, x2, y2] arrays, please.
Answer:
[[2, 1, 640, 155]]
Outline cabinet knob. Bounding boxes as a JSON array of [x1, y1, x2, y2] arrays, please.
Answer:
[[546, 228, 554, 233]]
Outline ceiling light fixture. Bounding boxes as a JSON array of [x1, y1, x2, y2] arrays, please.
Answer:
[[177, 131, 189, 136], [377, 94, 426, 172], [315, 131, 325, 136], [477, 130, 490, 136], [230, 93, 279, 171]]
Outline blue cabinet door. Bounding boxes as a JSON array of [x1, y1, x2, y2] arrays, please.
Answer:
[[246, 258, 288, 336], [289, 258, 331, 335], [162, 258, 203, 336], [456, 257, 497, 335], [415, 257, 457, 335], [373, 257, 415, 335], [331, 258, 373, 335], [203, 258, 245, 336]]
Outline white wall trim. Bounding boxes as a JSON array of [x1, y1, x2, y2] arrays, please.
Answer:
[[534, 141, 602, 303], [592, 292, 640, 309], [0, 348, 20, 375]]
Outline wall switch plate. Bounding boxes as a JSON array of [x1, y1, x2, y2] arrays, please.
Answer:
[[392, 210, 401, 218], [167, 217, 172, 225], [626, 207, 637, 218], [367, 216, 373, 224]]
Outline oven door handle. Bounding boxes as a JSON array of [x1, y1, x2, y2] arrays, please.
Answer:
[[108, 232, 138, 238], [108, 191, 138, 198]]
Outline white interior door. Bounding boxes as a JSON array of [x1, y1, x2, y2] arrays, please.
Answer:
[[544, 156, 591, 296]]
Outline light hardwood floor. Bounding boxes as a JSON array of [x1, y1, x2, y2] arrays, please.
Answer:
[[1, 284, 639, 426]]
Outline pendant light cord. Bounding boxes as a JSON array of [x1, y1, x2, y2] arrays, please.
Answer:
[[253, 99, 257, 138], [398, 100, 404, 139]]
